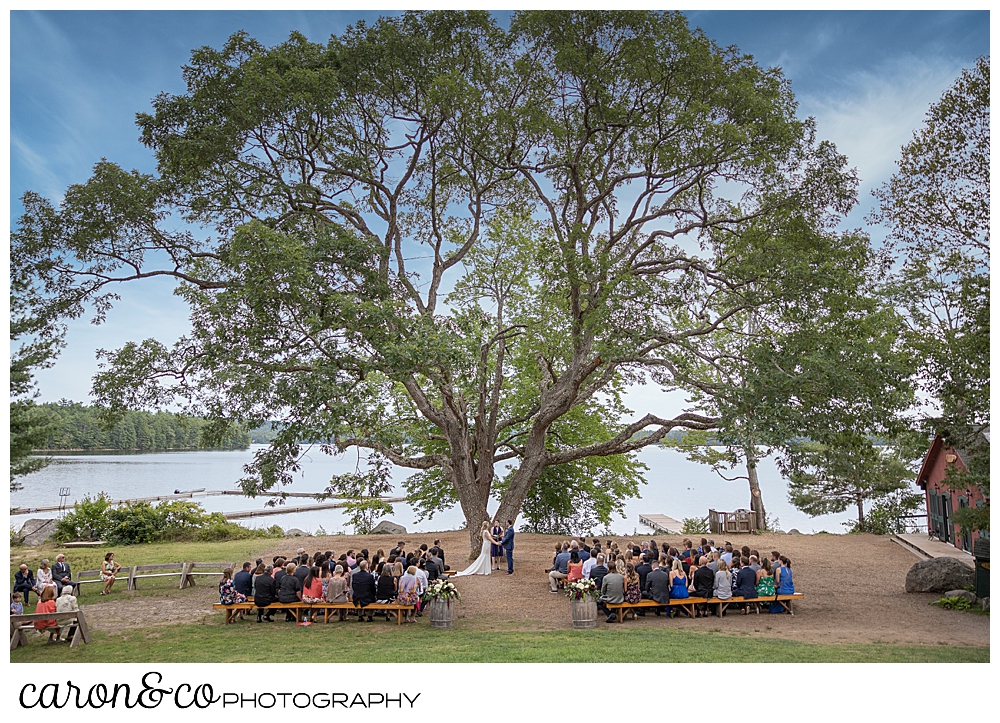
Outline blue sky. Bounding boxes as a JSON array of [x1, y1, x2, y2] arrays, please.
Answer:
[[9, 10, 989, 409]]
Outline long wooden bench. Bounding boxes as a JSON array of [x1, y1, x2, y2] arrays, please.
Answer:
[[127, 562, 188, 590], [10, 610, 92, 650], [181, 561, 239, 589], [604, 593, 805, 623], [72, 567, 134, 597], [212, 601, 417, 625]]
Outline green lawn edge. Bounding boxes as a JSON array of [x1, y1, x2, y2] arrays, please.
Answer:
[[11, 623, 989, 663]]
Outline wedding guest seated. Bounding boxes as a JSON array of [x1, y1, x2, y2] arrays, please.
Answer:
[[734, 556, 758, 612], [254, 565, 278, 622], [233, 562, 254, 599], [277, 562, 302, 621], [14, 564, 35, 607], [566, 550, 584, 583], [219, 567, 248, 622], [33, 586, 61, 643], [691, 556, 715, 617], [643, 558, 671, 616], [300, 566, 324, 622], [352, 560, 377, 622], [713, 560, 733, 613], [571, 540, 590, 561], [770, 556, 795, 613], [549, 543, 571, 593], [635, 553, 653, 591], [589, 553, 608, 590], [721, 543, 734, 565], [581, 549, 598, 579], [324, 564, 350, 620], [597, 560, 626, 623], [10, 592, 25, 615], [375, 562, 398, 620], [52, 554, 72, 595], [755, 558, 776, 598], [56, 584, 79, 641], [35, 560, 56, 597], [667, 559, 689, 618], [622, 563, 641, 620], [433, 540, 449, 570], [397, 566, 420, 623]]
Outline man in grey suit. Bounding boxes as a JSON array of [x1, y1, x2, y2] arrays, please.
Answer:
[[52, 554, 73, 595], [643, 557, 671, 616], [596, 563, 625, 623]]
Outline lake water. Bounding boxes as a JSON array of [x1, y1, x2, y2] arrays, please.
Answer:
[[11, 444, 852, 535]]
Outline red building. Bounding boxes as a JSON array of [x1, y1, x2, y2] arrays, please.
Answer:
[[915, 431, 989, 552]]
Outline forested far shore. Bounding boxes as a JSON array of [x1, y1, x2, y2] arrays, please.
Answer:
[[30, 401, 251, 451]]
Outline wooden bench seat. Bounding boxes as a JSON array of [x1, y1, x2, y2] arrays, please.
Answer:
[[604, 594, 805, 623], [212, 601, 417, 625], [10, 610, 92, 650]]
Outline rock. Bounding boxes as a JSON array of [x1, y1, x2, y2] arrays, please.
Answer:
[[981, 597, 989, 612], [19, 518, 59, 546], [371, 520, 407, 535], [284, 528, 308, 537], [905, 557, 975, 593], [787, 528, 801, 535], [942, 589, 977, 604]]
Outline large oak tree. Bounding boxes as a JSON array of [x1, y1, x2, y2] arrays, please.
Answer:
[[13, 11, 877, 553]]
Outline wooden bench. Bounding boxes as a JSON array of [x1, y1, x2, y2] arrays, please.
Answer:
[[604, 594, 805, 623], [127, 562, 188, 590], [10, 610, 92, 650], [181, 561, 238, 589], [72, 567, 134, 597], [212, 601, 417, 625]]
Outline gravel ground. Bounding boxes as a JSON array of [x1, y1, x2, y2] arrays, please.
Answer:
[[80, 530, 989, 648]]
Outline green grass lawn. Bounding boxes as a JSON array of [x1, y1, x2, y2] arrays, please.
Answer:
[[10, 621, 989, 663], [11, 539, 281, 602]]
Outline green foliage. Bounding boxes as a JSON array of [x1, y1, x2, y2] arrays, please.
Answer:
[[54, 494, 280, 545], [12, 11, 879, 550], [783, 434, 924, 525], [9, 278, 63, 490], [35, 400, 250, 451], [11, 525, 24, 547], [843, 489, 923, 535], [55, 493, 114, 542], [871, 57, 989, 531], [936, 596, 973, 611], [681, 517, 710, 535], [322, 454, 394, 534]]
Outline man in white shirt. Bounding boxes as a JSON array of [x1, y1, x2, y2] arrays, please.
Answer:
[[582, 551, 598, 579]]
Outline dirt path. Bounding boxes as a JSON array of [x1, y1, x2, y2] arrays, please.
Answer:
[[77, 531, 989, 647]]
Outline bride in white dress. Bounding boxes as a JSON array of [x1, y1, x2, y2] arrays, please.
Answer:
[[453, 521, 500, 577]]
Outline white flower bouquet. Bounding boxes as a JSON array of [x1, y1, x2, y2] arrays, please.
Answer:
[[565, 577, 599, 601], [422, 579, 462, 603]]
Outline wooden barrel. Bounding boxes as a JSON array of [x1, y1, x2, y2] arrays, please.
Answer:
[[571, 598, 598, 629], [427, 598, 456, 628]]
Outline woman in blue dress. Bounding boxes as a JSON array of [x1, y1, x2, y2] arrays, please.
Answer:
[[668, 559, 689, 618], [771, 556, 794, 613], [490, 521, 505, 571]]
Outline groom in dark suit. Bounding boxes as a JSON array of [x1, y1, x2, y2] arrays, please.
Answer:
[[501, 519, 515, 574]]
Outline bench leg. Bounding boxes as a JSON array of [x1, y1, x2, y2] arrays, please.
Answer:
[[69, 624, 83, 648]]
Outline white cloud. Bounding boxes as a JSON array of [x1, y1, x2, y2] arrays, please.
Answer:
[[798, 54, 969, 193]]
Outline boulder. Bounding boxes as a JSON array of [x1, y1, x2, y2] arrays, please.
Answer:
[[942, 589, 977, 604], [284, 528, 308, 537], [19, 518, 59, 547], [787, 528, 801, 535], [981, 597, 989, 612], [905, 557, 975, 593], [371, 520, 407, 535]]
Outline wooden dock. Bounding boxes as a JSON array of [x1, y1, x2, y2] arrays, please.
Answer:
[[637, 513, 684, 534]]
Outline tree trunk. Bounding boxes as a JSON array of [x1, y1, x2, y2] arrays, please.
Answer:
[[745, 450, 766, 531], [857, 495, 865, 526]]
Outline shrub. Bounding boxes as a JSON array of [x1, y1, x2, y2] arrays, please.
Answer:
[[936, 596, 973, 611], [844, 490, 923, 535], [55, 493, 113, 541], [105, 501, 163, 545], [11, 524, 24, 547], [196, 521, 284, 542], [681, 517, 709, 535]]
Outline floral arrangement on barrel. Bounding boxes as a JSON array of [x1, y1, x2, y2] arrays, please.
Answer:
[[422, 579, 462, 605], [565, 577, 599, 601]]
